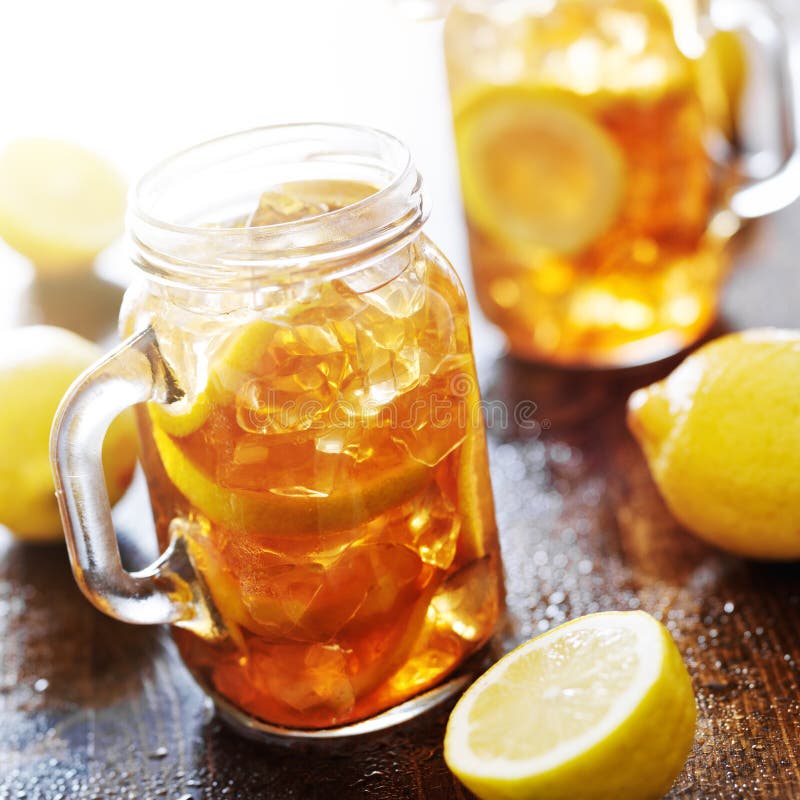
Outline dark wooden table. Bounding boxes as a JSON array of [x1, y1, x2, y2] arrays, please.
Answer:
[[2, 202, 800, 799]]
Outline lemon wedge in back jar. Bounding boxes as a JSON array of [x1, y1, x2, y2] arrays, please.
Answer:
[[454, 87, 626, 255]]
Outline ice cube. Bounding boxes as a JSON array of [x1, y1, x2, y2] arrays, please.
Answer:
[[299, 543, 421, 640], [350, 543, 425, 620], [246, 191, 328, 227], [236, 545, 363, 643], [392, 401, 467, 468], [430, 555, 500, 642], [386, 637, 462, 696], [241, 559, 324, 639], [355, 255, 427, 319], [232, 323, 346, 436], [351, 308, 421, 407], [236, 377, 326, 435], [250, 641, 355, 716], [290, 282, 365, 328], [238, 542, 425, 644], [340, 247, 415, 296], [407, 484, 460, 570], [416, 288, 461, 377]]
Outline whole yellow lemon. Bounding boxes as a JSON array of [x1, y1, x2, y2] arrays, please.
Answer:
[[628, 329, 800, 560], [0, 326, 138, 541]]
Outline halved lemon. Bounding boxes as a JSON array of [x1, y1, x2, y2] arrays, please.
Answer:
[[0, 138, 126, 275], [152, 424, 434, 535], [454, 87, 626, 255], [444, 611, 695, 800]]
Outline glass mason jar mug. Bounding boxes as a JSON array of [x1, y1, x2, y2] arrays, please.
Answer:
[[445, 0, 800, 366], [51, 125, 502, 737]]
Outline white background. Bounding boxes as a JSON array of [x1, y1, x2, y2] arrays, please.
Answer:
[[0, 0, 797, 340], [0, 1, 463, 251]]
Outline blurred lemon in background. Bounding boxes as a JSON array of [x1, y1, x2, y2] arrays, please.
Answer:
[[0, 138, 126, 276], [0, 326, 138, 541], [444, 611, 695, 800], [628, 329, 800, 560]]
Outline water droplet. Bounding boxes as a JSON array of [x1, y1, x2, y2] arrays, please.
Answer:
[[148, 747, 168, 759], [33, 678, 49, 693], [723, 601, 735, 613], [549, 442, 573, 464]]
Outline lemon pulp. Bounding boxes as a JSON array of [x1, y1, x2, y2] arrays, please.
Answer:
[[444, 611, 695, 800]]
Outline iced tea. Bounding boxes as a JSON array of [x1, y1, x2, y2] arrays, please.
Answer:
[[445, 0, 730, 366], [135, 180, 502, 729]]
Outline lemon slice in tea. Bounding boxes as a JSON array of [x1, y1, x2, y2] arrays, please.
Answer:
[[454, 87, 626, 255], [152, 425, 433, 535], [149, 392, 213, 438]]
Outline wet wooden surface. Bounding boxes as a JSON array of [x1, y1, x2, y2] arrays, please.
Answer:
[[3, 202, 800, 799]]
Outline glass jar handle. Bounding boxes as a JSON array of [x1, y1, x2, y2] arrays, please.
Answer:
[[719, 0, 800, 218], [51, 326, 214, 632]]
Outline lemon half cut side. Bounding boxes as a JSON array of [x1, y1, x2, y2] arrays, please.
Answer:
[[444, 610, 696, 800], [455, 87, 626, 256]]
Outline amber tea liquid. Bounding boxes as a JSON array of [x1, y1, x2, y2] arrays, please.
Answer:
[[136, 180, 502, 729], [446, 0, 729, 366]]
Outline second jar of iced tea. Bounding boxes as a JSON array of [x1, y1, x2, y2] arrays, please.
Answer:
[[52, 125, 502, 736], [445, 0, 799, 367]]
